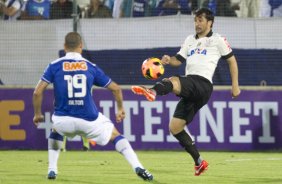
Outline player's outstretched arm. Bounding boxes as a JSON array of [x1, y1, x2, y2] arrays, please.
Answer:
[[161, 55, 182, 67], [227, 56, 241, 98], [33, 80, 49, 126], [107, 81, 125, 123]]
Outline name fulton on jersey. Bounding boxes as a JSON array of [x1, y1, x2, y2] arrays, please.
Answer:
[[68, 100, 84, 105]]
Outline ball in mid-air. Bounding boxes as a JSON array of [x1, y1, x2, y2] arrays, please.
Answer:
[[142, 58, 164, 80]]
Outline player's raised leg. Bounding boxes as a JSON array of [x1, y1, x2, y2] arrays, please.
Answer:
[[131, 85, 156, 101], [131, 77, 176, 101], [111, 127, 153, 181]]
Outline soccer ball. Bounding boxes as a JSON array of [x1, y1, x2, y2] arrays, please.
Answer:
[[142, 57, 165, 80]]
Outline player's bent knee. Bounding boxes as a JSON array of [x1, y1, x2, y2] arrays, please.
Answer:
[[154, 79, 173, 96], [169, 125, 183, 135], [112, 135, 125, 145], [169, 118, 186, 135], [169, 77, 181, 95], [49, 131, 63, 140], [48, 132, 64, 150], [110, 127, 121, 141]]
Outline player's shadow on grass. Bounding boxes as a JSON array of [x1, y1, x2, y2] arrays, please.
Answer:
[[58, 178, 94, 184], [59, 178, 167, 184], [150, 179, 169, 184]]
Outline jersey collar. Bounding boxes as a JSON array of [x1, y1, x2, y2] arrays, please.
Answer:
[[195, 30, 213, 39], [65, 52, 83, 59]]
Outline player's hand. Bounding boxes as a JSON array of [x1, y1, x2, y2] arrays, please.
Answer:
[[33, 114, 44, 127], [231, 86, 241, 99], [161, 55, 170, 65], [116, 109, 125, 123]]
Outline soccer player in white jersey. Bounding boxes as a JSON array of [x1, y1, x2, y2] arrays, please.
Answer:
[[33, 32, 153, 181], [132, 8, 241, 176]]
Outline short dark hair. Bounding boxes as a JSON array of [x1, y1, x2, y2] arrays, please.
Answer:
[[65, 32, 82, 50], [194, 8, 214, 26]]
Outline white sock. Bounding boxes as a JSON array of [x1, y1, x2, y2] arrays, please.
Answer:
[[115, 138, 143, 171], [48, 149, 60, 174]]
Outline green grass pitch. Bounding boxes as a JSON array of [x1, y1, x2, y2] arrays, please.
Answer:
[[0, 151, 281, 184]]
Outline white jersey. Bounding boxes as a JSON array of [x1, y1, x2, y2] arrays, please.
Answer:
[[177, 32, 233, 83]]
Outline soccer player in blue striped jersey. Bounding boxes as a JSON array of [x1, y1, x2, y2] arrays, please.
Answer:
[[33, 32, 153, 181]]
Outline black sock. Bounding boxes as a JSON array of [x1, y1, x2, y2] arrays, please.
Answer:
[[174, 130, 200, 165], [152, 80, 173, 96]]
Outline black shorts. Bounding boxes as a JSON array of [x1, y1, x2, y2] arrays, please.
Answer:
[[173, 75, 213, 124]]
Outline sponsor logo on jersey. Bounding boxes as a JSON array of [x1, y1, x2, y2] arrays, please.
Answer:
[[63, 61, 88, 71], [190, 48, 207, 56]]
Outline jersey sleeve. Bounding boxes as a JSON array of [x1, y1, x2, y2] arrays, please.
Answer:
[[218, 36, 233, 59], [41, 64, 53, 83], [177, 36, 190, 60], [93, 66, 112, 88]]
